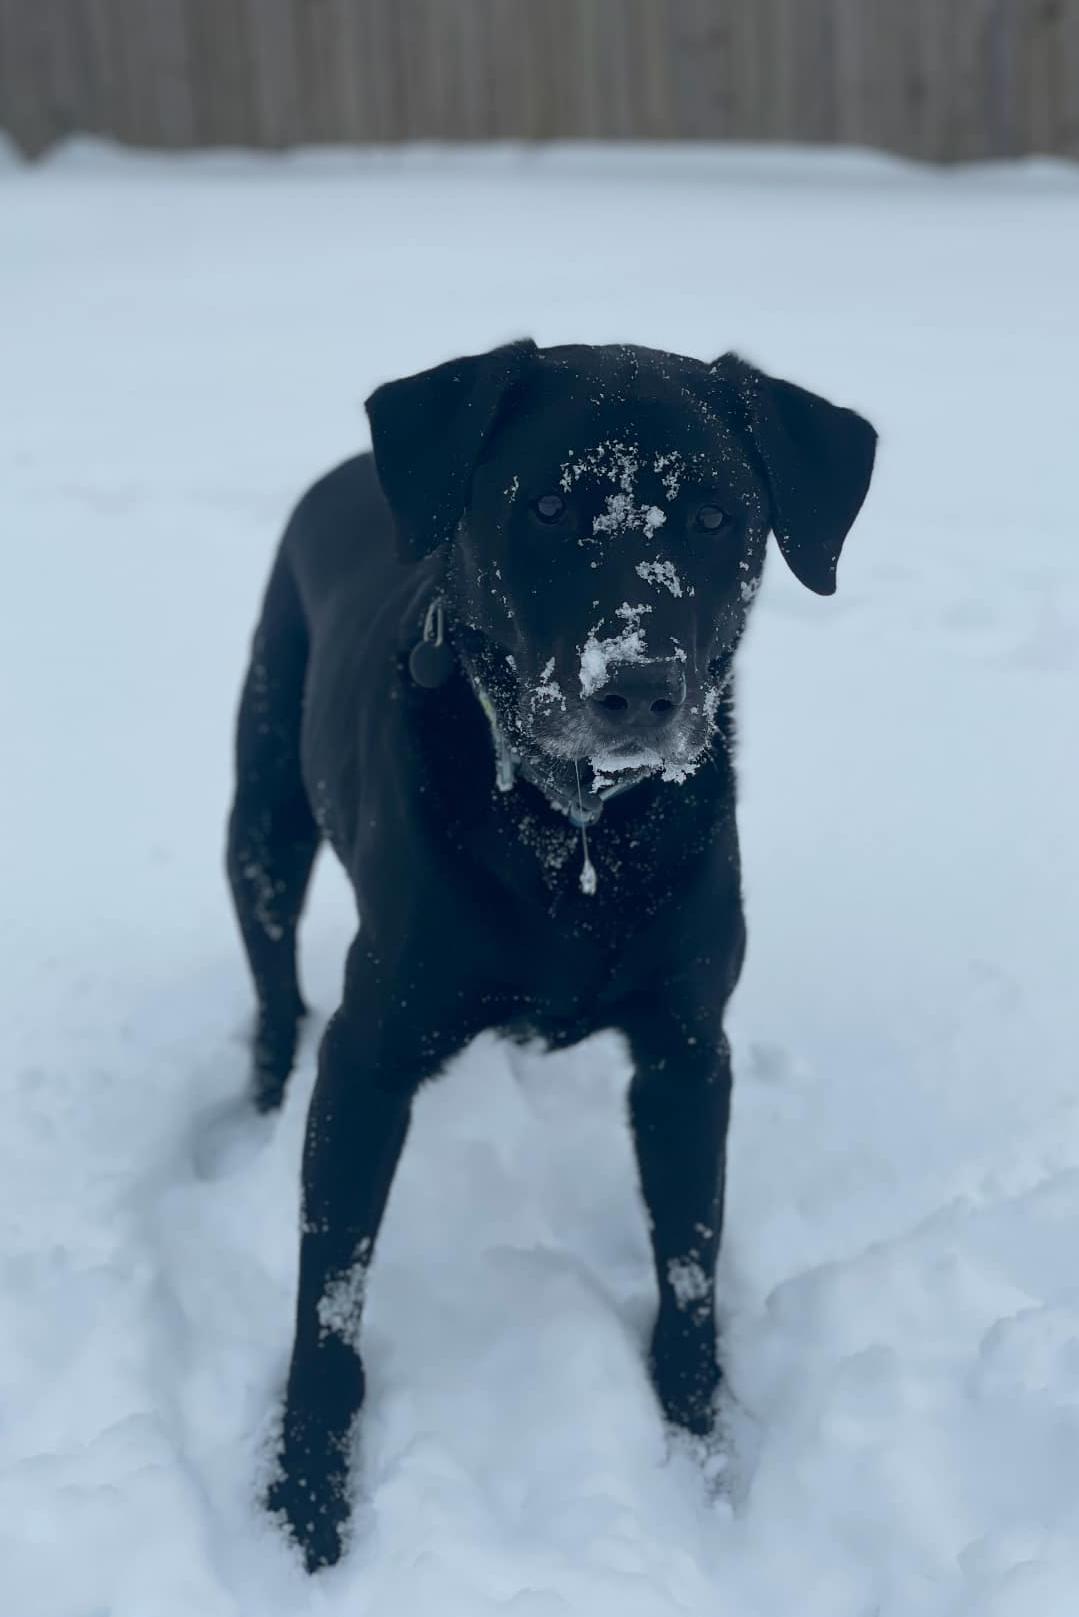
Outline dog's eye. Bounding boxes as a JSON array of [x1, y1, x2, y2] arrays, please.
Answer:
[[533, 494, 566, 524], [694, 504, 727, 532]]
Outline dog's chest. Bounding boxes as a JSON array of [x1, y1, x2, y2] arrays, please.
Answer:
[[470, 797, 681, 1015], [497, 795, 673, 909], [510, 809, 581, 889]]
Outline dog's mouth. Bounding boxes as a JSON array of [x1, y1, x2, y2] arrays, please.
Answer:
[[457, 628, 727, 806], [584, 745, 666, 796], [522, 677, 725, 790]]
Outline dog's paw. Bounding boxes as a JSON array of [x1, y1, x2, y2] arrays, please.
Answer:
[[251, 1002, 308, 1112], [649, 1309, 722, 1438], [252, 1060, 290, 1115], [656, 1376, 722, 1439], [264, 1364, 364, 1575], [265, 1444, 352, 1574]]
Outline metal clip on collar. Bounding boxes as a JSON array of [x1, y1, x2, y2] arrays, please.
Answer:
[[408, 597, 455, 689]]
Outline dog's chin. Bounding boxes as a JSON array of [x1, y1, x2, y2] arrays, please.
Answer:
[[528, 720, 711, 789]]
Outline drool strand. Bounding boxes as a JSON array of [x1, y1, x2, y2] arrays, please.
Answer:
[[574, 760, 598, 897]]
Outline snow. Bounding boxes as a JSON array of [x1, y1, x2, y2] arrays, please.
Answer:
[[530, 657, 566, 713], [637, 558, 685, 598], [667, 1258, 712, 1319], [652, 452, 686, 501], [580, 608, 655, 701], [3, 139, 1078, 1616], [317, 1238, 373, 1348], [589, 748, 664, 793], [560, 440, 668, 539], [592, 489, 668, 539], [580, 625, 648, 698]]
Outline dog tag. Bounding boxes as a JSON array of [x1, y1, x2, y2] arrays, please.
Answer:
[[408, 636, 455, 688]]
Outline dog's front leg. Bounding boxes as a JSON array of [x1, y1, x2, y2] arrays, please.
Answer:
[[266, 938, 482, 1572], [623, 1005, 732, 1437]]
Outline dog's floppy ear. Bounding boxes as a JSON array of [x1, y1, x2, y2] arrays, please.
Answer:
[[365, 339, 539, 562], [713, 354, 877, 595]]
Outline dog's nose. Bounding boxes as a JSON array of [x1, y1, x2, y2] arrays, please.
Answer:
[[588, 660, 687, 729]]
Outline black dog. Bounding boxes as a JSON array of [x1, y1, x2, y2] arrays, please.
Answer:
[[226, 340, 876, 1570]]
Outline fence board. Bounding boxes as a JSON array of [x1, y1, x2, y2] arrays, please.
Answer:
[[35, 0, 82, 145], [0, 0, 48, 154], [345, 0, 395, 141], [244, 0, 300, 146], [1060, 0, 1079, 152], [1, 0, 1076, 161]]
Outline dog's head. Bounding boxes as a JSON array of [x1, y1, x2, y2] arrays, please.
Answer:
[[367, 340, 875, 793]]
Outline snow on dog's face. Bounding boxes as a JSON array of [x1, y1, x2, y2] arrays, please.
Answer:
[[367, 339, 876, 792], [455, 347, 769, 782]]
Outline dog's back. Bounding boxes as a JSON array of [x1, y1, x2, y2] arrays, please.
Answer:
[[281, 452, 397, 633]]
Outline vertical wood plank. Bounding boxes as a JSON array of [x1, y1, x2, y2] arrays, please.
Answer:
[[1020, 0, 1061, 155], [800, 0, 833, 144], [345, 0, 396, 142], [667, 0, 727, 141], [0, 0, 49, 153], [299, 0, 346, 143], [1055, 0, 1079, 153], [720, 0, 766, 142], [244, 0, 300, 146], [918, 0, 960, 159], [188, 0, 257, 146], [634, 0, 677, 138], [36, 0, 83, 146], [483, 0, 524, 140], [322, 0, 361, 141], [900, 0, 935, 160], [948, 0, 999, 159], [83, 0, 128, 145], [143, 0, 194, 147], [771, 0, 800, 143]]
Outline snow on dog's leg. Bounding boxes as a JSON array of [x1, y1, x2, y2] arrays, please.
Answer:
[[621, 1002, 733, 1439], [266, 933, 496, 1572]]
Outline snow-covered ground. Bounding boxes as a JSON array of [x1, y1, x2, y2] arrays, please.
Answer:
[[2, 137, 1078, 1617]]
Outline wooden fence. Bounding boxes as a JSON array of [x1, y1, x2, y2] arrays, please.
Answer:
[[2, 0, 1078, 162]]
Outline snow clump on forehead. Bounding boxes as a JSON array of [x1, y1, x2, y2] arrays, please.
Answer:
[[594, 493, 666, 539], [652, 451, 687, 500], [559, 439, 667, 540]]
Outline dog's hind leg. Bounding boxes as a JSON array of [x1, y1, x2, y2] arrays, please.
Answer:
[[227, 548, 320, 1112]]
